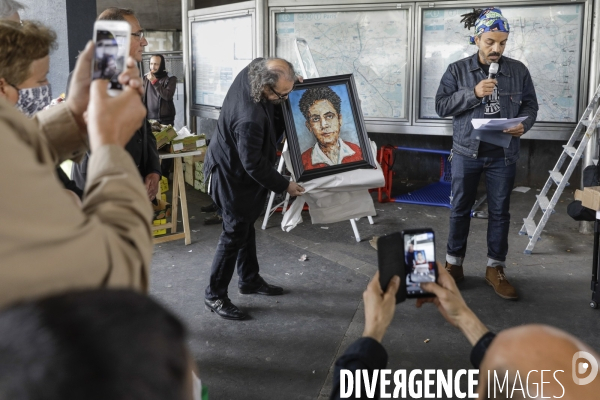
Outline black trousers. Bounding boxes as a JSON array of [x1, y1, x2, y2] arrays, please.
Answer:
[[204, 210, 261, 300]]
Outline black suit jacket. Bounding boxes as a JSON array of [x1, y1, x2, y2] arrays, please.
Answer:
[[66, 71, 161, 190], [72, 120, 161, 190], [204, 59, 289, 221]]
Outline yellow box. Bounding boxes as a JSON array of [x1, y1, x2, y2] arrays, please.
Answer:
[[153, 229, 167, 236], [159, 176, 169, 193], [160, 193, 167, 202]]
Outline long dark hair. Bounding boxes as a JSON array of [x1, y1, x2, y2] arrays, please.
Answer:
[[460, 8, 483, 29]]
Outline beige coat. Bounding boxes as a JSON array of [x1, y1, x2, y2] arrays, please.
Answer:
[[0, 98, 153, 308]]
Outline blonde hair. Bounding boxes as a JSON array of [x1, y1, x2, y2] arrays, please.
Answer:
[[0, 20, 56, 85]]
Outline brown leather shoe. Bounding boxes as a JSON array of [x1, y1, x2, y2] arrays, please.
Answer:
[[445, 262, 464, 282], [485, 266, 518, 300]]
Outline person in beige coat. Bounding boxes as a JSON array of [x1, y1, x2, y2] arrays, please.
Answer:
[[0, 23, 153, 308]]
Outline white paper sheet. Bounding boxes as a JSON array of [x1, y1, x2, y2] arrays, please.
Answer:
[[471, 116, 528, 130], [281, 142, 384, 232]]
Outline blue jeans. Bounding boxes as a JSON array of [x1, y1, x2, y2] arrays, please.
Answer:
[[446, 153, 516, 268]]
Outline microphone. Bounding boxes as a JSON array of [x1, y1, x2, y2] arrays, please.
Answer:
[[483, 62, 499, 104]]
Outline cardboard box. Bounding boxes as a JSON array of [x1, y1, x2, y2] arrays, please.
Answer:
[[159, 176, 169, 193], [582, 187, 600, 210], [194, 179, 206, 193], [575, 189, 583, 201], [169, 134, 207, 154], [183, 151, 206, 164], [184, 167, 194, 186], [153, 201, 172, 220], [195, 169, 204, 182], [194, 161, 204, 172], [153, 125, 177, 149], [152, 218, 167, 236]]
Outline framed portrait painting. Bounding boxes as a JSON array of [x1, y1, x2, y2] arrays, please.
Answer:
[[282, 74, 377, 182]]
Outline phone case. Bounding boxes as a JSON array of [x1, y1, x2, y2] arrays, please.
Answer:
[[377, 232, 407, 304]]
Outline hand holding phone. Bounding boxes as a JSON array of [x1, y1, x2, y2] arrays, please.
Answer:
[[377, 229, 438, 302], [363, 272, 400, 342]]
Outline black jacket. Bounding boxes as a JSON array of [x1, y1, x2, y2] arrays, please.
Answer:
[[204, 59, 289, 221], [66, 71, 161, 190], [143, 74, 177, 123], [72, 120, 161, 190]]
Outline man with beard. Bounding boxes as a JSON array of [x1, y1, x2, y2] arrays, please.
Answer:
[[203, 57, 304, 320], [299, 86, 363, 170], [435, 7, 538, 300], [143, 54, 177, 126]]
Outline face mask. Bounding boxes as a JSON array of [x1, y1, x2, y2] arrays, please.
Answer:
[[14, 84, 53, 117]]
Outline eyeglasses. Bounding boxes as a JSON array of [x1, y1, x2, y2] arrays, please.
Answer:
[[270, 85, 293, 100], [131, 31, 145, 39]]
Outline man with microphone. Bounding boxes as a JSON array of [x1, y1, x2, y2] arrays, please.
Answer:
[[435, 7, 538, 300]]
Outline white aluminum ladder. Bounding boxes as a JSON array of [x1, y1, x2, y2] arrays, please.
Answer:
[[520, 84, 600, 254]]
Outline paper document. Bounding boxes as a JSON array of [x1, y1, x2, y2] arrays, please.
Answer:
[[471, 117, 528, 130], [470, 117, 528, 148], [471, 129, 512, 148]]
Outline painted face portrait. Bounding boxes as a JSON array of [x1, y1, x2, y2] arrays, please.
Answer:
[[305, 99, 342, 148]]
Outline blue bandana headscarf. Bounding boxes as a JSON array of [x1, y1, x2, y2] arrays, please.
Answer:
[[469, 7, 510, 45]]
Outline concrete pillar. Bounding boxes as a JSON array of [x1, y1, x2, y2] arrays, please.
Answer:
[[182, 0, 195, 129], [580, 0, 600, 234], [20, 0, 97, 95]]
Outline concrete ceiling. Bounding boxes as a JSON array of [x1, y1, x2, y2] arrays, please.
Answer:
[[95, 0, 239, 30], [96, 0, 182, 30]]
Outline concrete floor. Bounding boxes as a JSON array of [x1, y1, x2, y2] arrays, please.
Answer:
[[150, 185, 600, 400]]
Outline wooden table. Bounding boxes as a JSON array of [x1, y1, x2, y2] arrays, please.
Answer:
[[153, 149, 203, 245]]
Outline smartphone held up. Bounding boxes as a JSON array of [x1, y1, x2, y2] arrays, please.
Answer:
[[92, 20, 131, 96], [377, 228, 439, 303]]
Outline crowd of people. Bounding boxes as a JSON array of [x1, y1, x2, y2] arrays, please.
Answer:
[[0, 0, 597, 398]]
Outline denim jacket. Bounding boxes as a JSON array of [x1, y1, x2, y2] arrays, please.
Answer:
[[435, 53, 538, 165]]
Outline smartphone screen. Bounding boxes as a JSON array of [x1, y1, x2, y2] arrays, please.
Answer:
[[403, 229, 437, 297], [92, 24, 129, 91]]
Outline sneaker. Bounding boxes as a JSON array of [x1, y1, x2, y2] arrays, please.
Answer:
[[445, 262, 464, 282], [485, 266, 518, 300], [203, 213, 222, 225]]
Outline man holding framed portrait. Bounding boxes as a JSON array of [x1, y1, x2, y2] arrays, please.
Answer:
[[203, 57, 304, 321]]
